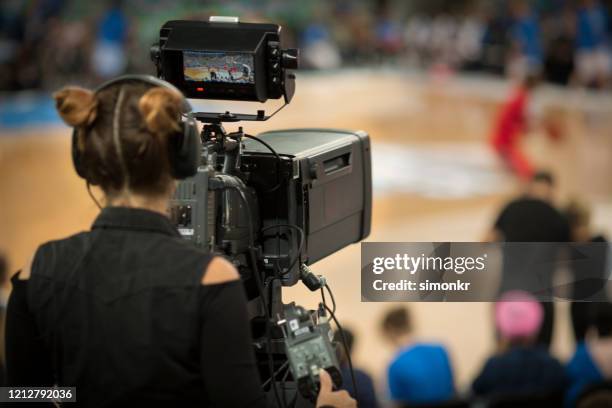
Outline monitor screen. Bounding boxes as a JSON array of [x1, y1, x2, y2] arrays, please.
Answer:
[[183, 51, 255, 84]]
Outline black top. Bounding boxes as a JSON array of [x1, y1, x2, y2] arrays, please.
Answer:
[[494, 197, 570, 243], [494, 197, 571, 295], [5, 207, 267, 407], [472, 346, 567, 396]]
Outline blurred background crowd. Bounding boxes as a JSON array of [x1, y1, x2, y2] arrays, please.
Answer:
[[0, 0, 611, 92]]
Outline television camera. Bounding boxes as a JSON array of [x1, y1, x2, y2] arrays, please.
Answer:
[[151, 16, 372, 406]]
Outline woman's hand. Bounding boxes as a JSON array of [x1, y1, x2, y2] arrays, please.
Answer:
[[316, 369, 357, 408]]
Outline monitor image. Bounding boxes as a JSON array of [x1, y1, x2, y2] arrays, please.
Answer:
[[183, 51, 255, 84]]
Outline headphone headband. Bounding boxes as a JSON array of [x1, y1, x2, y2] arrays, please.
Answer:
[[94, 74, 192, 113], [71, 74, 201, 183]]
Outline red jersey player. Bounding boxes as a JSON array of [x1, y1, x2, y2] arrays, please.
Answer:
[[490, 75, 539, 181]]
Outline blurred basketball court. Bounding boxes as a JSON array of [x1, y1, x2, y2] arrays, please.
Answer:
[[1, 70, 612, 394]]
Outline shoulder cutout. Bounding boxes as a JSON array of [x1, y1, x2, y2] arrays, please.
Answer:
[[17, 253, 35, 280], [201, 256, 240, 285]]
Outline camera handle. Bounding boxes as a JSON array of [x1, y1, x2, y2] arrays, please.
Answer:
[[200, 121, 246, 177]]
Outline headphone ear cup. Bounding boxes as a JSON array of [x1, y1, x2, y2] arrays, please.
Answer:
[[169, 116, 201, 179]]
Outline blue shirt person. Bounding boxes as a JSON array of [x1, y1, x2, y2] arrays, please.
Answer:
[[388, 343, 454, 404], [576, 1, 610, 50], [511, 10, 543, 68], [565, 303, 612, 407], [381, 307, 455, 405]]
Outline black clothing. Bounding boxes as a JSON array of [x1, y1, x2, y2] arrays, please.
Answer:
[[569, 235, 609, 302], [339, 364, 378, 408], [494, 197, 570, 349], [570, 235, 610, 342], [6, 207, 267, 407], [544, 36, 575, 86], [538, 302, 555, 349], [571, 302, 592, 343], [472, 346, 567, 397], [494, 197, 570, 243]]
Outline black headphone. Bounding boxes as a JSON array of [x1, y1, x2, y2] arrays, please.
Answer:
[[71, 75, 201, 182]]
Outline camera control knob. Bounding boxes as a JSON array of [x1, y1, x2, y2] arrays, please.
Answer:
[[281, 49, 299, 69]]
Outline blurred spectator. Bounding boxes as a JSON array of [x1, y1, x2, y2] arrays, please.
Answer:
[[481, 14, 511, 75], [91, 0, 128, 79], [489, 73, 540, 181], [381, 306, 455, 405], [507, 1, 543, 80], [428, 14, 457, 66], [373, 0, 403, 58], [566, 303, 612, 407], [576, 381, 612, 407], [564, 199, 609, 342], [301, 20, 342, 70], [544, 8, 576, 86], [333, 328, 379, 408], [455, 12, 485, 70], [574, 0, 611, 88], [472, 291, 567, 397], [485, 171, 571, 348], [404, 15, 432, 67]]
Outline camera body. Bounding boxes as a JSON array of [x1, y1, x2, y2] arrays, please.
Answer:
[[171, 128, 372, 286]]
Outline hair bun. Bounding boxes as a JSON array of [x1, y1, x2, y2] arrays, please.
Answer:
[[53, 86, 98, 127], [138, 87, 183, 136]]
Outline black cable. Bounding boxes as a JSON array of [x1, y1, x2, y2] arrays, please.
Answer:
[[261, 361, 290, 388], [282, 363, 291, 381], [325, 284, 336, 314], [322, 303, 358, 402], [260, 224, 305, 278], [320, 287, 327, 308], [243, 134, 283, 193], [225, 184, 284, 408]]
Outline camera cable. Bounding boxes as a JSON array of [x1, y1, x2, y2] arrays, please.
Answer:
[[321, 285, 358, 402]]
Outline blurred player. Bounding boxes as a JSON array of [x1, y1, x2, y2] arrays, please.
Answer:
[[490, 74, 539, 180], [490, 72, 564, 181]]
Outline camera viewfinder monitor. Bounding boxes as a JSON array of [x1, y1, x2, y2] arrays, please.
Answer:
[[152, 19, 298, 102]]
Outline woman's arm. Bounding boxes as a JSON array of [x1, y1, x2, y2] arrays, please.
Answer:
[[5, 258, 54, 386], [199, 258, 268, 407]]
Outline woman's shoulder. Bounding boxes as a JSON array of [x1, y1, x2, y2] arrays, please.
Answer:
[[201, 257, 239, 285], [16, 231, 92, 281]]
